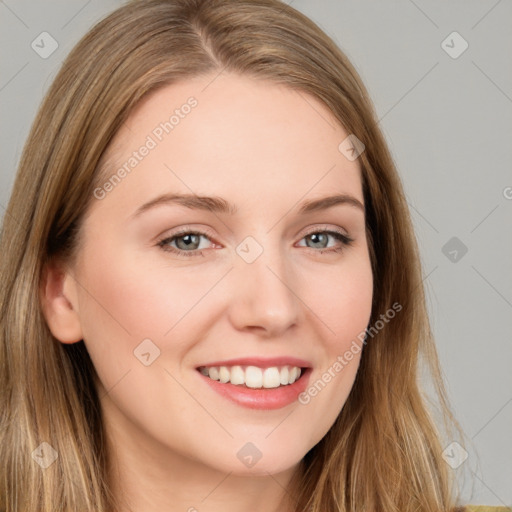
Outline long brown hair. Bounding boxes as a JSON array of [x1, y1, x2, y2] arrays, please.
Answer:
[[0, 0, 468, 510]]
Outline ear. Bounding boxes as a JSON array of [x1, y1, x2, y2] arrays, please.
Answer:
[[40, 258, 83, 344]]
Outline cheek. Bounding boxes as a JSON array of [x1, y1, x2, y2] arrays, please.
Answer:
[[299, 258, 372, 398], [332, 273, 373, 341], [78, 235, 199, 331], [303, 256, 373, 346], [74, 244, 225, 374]]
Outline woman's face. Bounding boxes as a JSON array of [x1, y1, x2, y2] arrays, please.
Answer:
[[57, 73, 373, 477]]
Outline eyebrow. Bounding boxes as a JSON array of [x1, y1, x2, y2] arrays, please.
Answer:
[[130, 192, 364, 219]]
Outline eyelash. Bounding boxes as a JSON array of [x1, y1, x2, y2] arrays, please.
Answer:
[[156, 227, 354, 258]]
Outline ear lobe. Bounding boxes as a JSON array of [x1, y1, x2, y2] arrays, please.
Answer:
[[40, 259, 83, 344]]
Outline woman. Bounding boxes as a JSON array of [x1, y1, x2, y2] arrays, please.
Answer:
[[0, 1, 507, 511]]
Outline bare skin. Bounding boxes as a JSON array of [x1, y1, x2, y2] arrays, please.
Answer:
[[41, 72, 373, 512]]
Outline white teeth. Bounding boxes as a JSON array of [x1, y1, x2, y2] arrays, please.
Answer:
[[280, 366, 289, 385], [245, 366, 262, 388], [230, 365, 245, 385], [200, 364, 303, 388], [218, 366, 230, 383], [262, 367, 281, 388]]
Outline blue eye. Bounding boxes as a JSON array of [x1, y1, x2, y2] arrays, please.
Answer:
[[157, 230, 211, 257], [156, 228, 354, 258], [298, 230, 354, 253]]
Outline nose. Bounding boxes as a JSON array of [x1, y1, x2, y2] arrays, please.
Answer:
[[227, 241, 300, 337]]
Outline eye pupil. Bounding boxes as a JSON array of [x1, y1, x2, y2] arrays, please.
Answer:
[[176, 234, 200, 250], [308, 233, 328, 248]]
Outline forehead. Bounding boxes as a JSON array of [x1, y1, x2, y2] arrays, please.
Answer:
[[93, 73, 363, 218]]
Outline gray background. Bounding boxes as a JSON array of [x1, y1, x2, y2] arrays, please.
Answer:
[[1, 0, 510, 506]]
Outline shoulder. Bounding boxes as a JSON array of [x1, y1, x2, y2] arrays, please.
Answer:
[[456, 506, 512, 512]]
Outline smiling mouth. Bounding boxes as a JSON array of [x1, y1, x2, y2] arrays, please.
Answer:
[[197, 364, 306, 389]]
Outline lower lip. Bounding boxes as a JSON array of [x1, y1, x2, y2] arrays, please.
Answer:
[[197, 368, 312, 410]]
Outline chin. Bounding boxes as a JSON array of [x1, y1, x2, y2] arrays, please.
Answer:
[[216, 450, 304, 477]]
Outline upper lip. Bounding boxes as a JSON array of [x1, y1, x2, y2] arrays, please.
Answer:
[[197, 357, 312, 369]]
